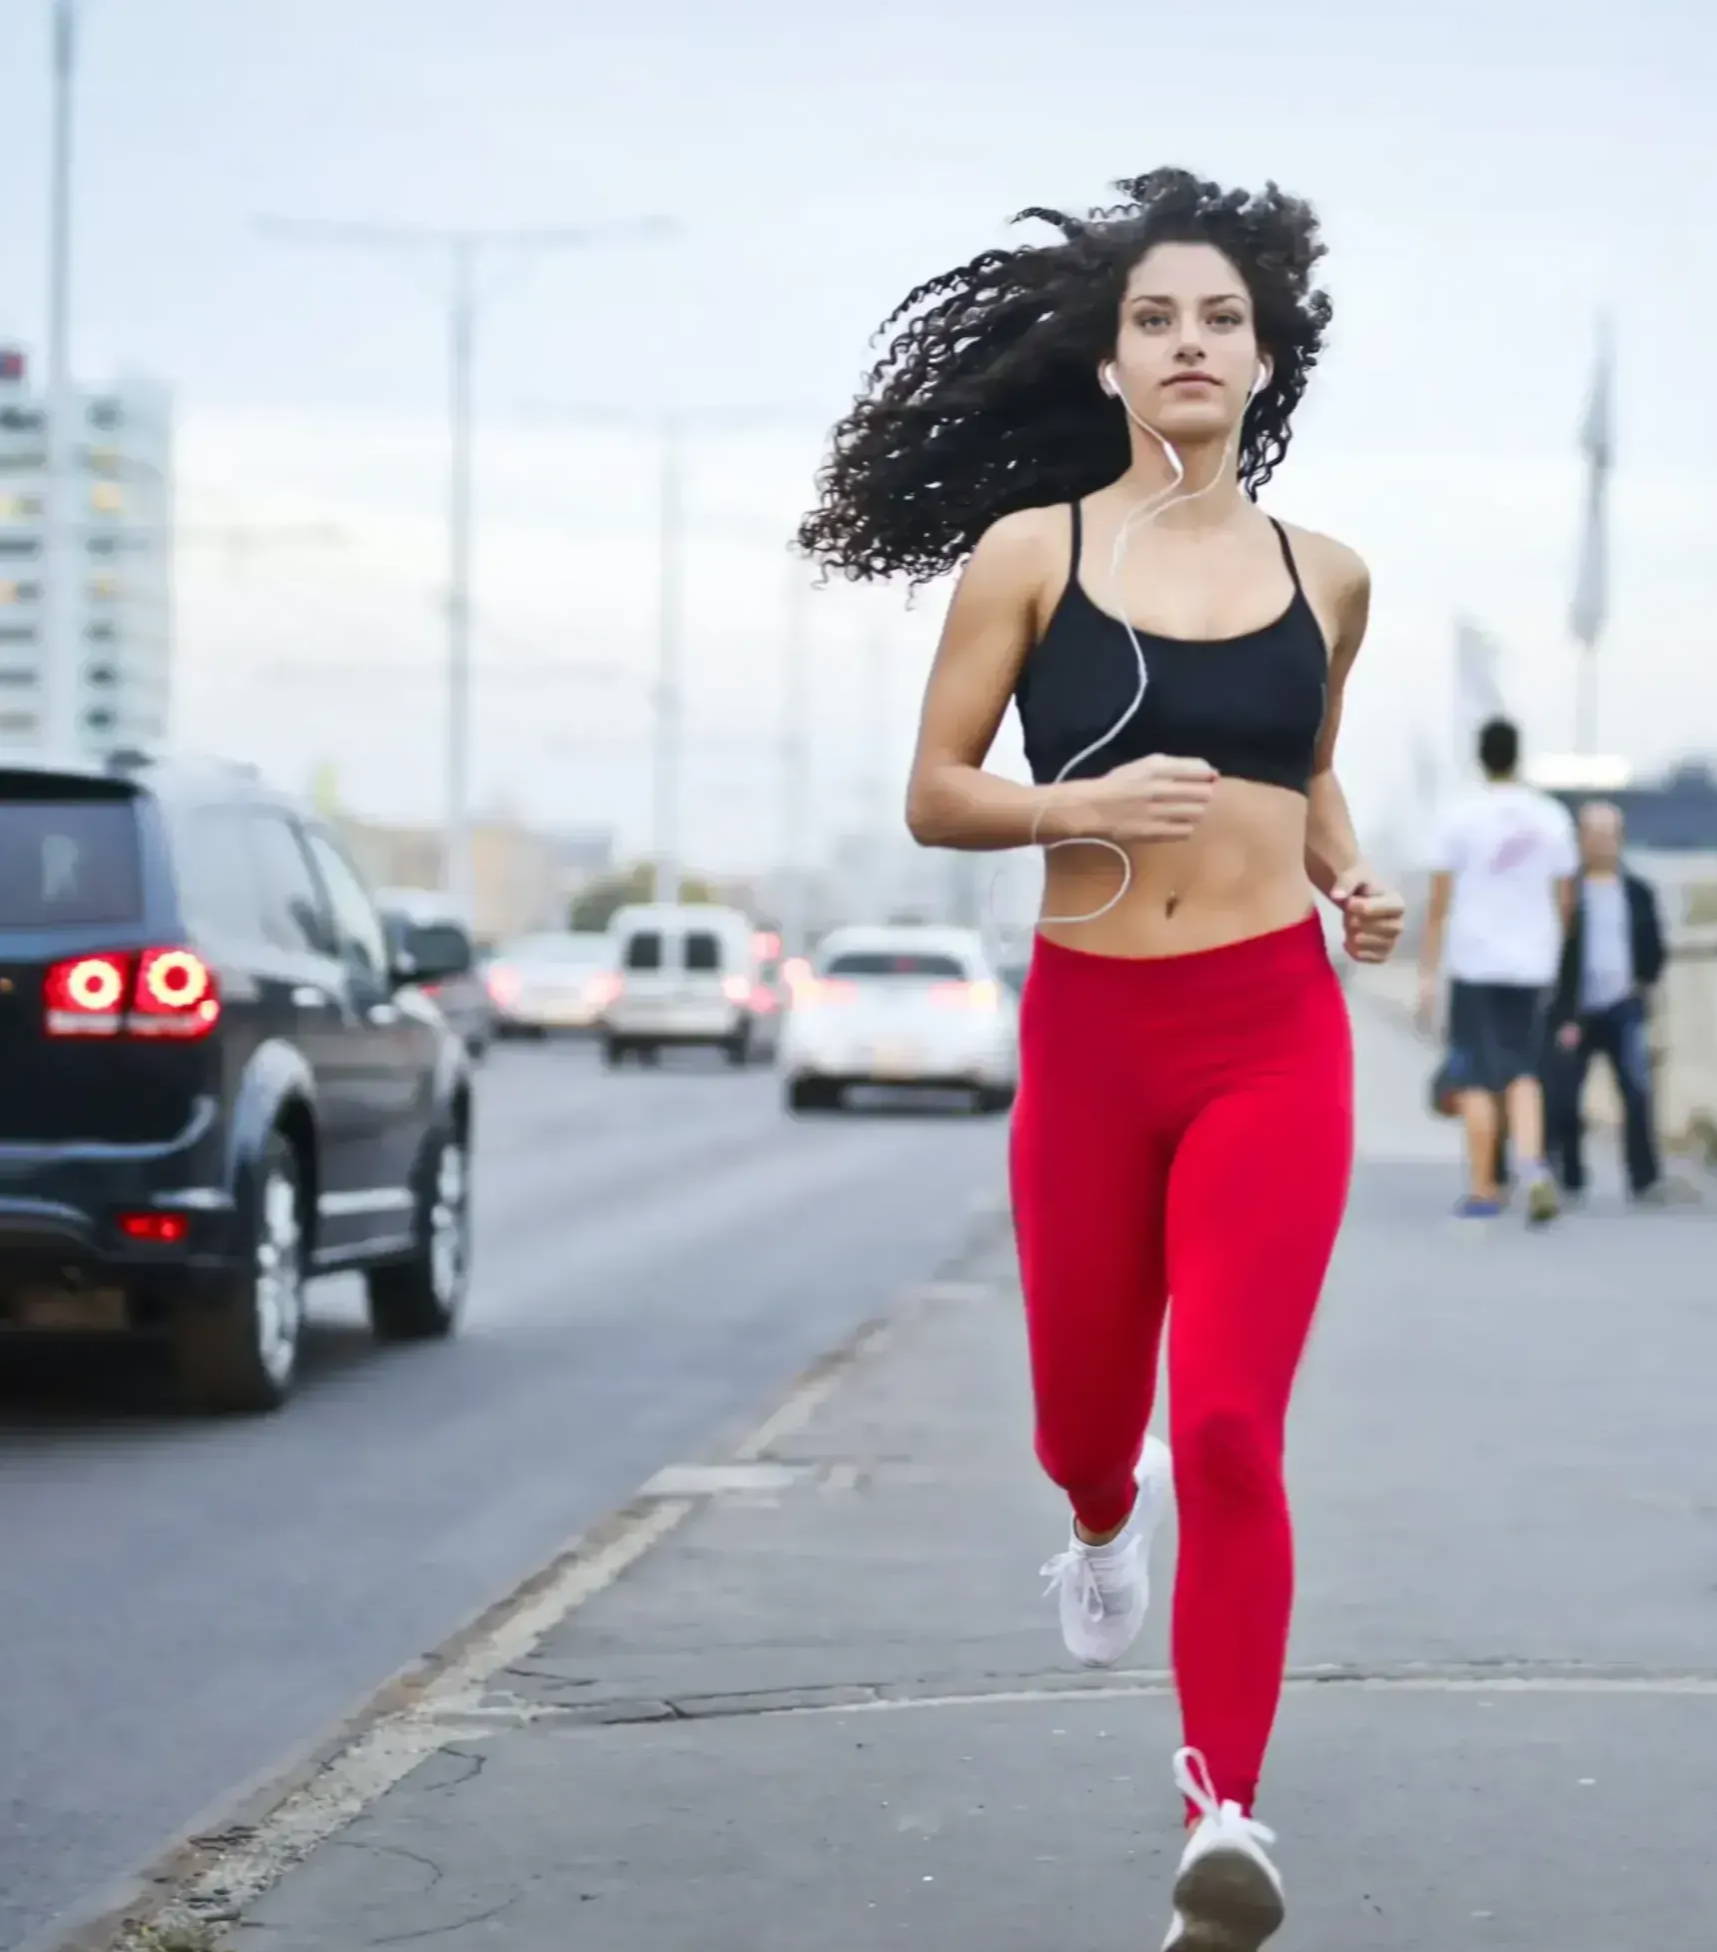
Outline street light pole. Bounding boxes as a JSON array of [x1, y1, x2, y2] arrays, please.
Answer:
[[256, 214, 671, 920], [446, 240, 477, 921], [778, 560, 814, 955], [526, 402, 805, 912], [40, 0, 80, 757], [654, 414, 684, 906]]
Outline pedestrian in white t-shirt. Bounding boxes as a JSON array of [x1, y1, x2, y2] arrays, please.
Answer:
[[1417, 718, 1578, 1222]]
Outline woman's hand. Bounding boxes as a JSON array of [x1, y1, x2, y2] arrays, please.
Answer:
[[1078, 754, 1219, 844], [1331, 869, 1406, 964]]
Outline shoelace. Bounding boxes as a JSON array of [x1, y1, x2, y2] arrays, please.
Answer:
[[1173, 1746, 1277, 1851], [1040, 1535, 1141, 1622]]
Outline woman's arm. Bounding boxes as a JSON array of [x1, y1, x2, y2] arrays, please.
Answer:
[[1303, 544, 1369, 897], [903, 511, 1091, 853], [1301, 538, 1405, 963]]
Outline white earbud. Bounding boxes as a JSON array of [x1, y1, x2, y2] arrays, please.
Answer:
[[1249, 362, 1271, 399]]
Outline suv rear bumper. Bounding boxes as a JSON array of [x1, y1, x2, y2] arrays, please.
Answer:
[[0, 1099, 243, 1327]]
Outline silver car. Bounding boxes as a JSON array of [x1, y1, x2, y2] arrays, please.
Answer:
[[484, 931, 619, 1038]]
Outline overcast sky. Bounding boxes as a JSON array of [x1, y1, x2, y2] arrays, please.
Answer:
[[3, 0, 1713, 874]]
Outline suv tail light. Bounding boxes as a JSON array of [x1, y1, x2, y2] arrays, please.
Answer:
[[44, 948, 221, 1040], [586, 972, 624, 1008], [118, 1210, 190, 1244], [44, 953, 130, 1036]]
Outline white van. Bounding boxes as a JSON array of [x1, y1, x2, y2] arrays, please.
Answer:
[[602, 903, 765, 1068]]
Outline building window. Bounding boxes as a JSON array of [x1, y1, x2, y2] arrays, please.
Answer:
[[87, 663, 117, 685], [86, 535, 118, 557], [87, 401, 122, 431], [0, 626, 35, 644], [84, 705, 115, 731], [0, 493, 42, 519], [88, 573, 119, 601], [89, 481, 124, 516], [86, 620, 116, 643], [0, 581, 41, 604], [0, 710, 38, 736], [0, 408, 45, 433], [0, 538, 41, 558], [0, 667, 37, 686]]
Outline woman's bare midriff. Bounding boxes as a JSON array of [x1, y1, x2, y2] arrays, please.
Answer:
[[1036, 777, 1315, 959]]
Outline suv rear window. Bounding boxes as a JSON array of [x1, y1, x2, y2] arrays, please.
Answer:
[[823, 950, 967, 979], [624, 930, 664, 972], [0, 795, 142, 927]]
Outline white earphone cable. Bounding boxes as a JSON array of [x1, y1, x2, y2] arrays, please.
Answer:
[[988, 362, 1263, 934]]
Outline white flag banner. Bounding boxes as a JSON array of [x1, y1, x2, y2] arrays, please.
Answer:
[[1453, 615, 1506, 751], [1570, 328, 1614, 650]]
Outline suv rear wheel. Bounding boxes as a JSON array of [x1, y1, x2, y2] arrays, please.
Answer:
[[172, 1132, 305, 1414], [367, 1125, 470, 1340]]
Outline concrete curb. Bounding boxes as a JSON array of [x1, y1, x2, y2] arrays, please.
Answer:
[[24, 1202, 1013, 1952]]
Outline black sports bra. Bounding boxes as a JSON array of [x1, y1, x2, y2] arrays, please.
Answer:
[[1014, 502, 1329, 795]]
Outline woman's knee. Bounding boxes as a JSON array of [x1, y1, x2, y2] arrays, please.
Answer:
[[1173, 1403, 1282, 1508], [1034, 1430, 1137, 1533]]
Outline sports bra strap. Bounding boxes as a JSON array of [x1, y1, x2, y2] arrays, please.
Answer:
[[1069, 499, 1083, 574], [1268, 517, 1304, 596]]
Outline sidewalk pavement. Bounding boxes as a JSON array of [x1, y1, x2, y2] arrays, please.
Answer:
[[139, 999, 1717, 1952]]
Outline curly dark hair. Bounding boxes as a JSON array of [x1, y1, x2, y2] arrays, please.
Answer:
[[797, 168, 1332, 585]]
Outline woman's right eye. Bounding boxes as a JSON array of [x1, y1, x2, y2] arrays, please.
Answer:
[[1135, 314, 1171, 332]]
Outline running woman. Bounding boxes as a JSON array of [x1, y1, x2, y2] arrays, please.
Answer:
[[798, 168, 1406, 1949]]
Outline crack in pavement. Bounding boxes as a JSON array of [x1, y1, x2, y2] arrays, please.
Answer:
[[365, 1892, 521, 1946], [471, 1657, 1717, 1730], [329, 1836, 445, 1894]]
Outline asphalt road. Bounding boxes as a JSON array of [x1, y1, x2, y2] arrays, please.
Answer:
[[0, 1040, 1010, 1951]]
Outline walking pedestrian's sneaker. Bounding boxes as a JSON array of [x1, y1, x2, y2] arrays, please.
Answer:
[[1525, 1169, 1560, 1226], [1162, 1748, 1285, 1951], [1040, 1434, 1173, 1668], [1453, 1194, 1503, 1220]]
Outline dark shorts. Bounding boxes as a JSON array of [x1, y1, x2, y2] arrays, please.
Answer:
[[1447, 981, 1547, 1093]]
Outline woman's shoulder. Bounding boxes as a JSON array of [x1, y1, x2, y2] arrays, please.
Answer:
[[971, 502, 1073, 565], [959, 505, 1075, 625], [1275, 518, 1369, 602]]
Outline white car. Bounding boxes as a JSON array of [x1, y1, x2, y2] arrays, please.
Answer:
[[781, 925, 1019, 1114], [484, 931, 619, 1036], [602, 903, 776, 1067]]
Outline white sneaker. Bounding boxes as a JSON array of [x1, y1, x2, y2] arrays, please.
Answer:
[[1040, 1434, 1173, 1668], [1162, 1748, 1285, 1950]]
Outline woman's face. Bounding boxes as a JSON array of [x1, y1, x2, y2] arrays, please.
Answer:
[[1105, 242, 1262, 439]]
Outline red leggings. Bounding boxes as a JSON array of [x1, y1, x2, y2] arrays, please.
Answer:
[[1009, 915, 1353, 1813]]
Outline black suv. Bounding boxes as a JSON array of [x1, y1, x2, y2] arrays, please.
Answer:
[[0, 755, 474, 1412]]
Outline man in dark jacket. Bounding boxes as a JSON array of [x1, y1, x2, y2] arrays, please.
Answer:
[[1546, 802, 1667, 1200]]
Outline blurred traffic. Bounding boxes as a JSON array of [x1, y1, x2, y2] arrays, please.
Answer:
[[0, 749, 1022, 1424]]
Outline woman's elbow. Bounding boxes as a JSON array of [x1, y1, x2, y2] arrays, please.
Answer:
[[905, 788, 943, 847], [905, 769, 953, 847]]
